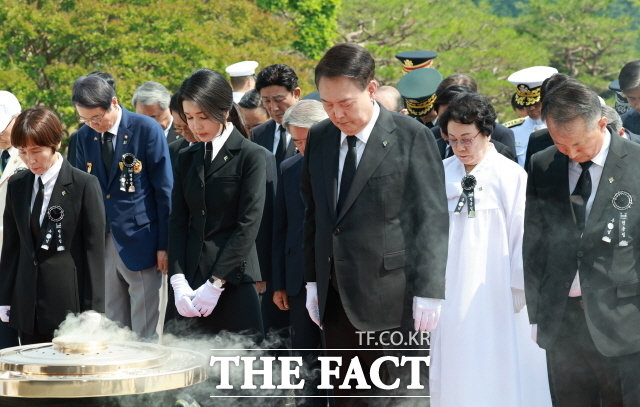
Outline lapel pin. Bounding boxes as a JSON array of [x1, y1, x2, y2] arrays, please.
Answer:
[[87, 162, 93, 174], [478, 187, 483, 191], [382, 140, 389, 147], [94, 137, 98, 141], [224, 156, 229, 161], [124, 135, 128, 139], [62, 191, 67, 196], [609, 177, 614, 183], [123, 141, 128, 145]]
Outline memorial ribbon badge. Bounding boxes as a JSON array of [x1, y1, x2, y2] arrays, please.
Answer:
[[454, 174, 477, 218], [602, 191, 633, 246], [120, 153, 137, 192], [42, 206, 65, 251]]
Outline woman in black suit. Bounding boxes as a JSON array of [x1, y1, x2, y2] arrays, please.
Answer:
[[168, 69, 266, 339], [0, 107, 105, 345]]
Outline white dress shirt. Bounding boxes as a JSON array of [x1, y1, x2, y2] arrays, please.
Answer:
[[567, 129, 611, 297], [204, 123, 235, 162], [513, 116, 546, 167], [30, 152, 64, 226], [337, 102, 380, 198], [163, 116, 174, 139], [101, 105, 122, 146], [272, 123, 291, 154]]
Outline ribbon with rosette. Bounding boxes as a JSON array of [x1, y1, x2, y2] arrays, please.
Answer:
[[42, 206, 65, 251], [454, 174, 477, 218], [120, 153, 136, 193], [602, 191, 633, 246]]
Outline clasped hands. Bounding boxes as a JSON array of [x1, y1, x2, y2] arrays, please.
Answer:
[[170, 274, 224, 318]]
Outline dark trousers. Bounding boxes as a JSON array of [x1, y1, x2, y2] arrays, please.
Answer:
[[19, 319, 53, 346], [547, 296, 640, 406], [0, 321, 18, 349], [289, 286, 326, 407], [323, 284, 429, 407]]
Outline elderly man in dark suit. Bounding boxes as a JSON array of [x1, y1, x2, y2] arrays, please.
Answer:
[[301, 43, 449, 405], [133, 81, 182, 143], [73, 75, 173, 340], [524, 78, 640, 405]]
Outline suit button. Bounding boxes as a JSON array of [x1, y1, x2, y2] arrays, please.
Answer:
[[33, 261, 37, 266], [327, 257, 331, 263], [201, 182, 204, 187], [201, 210, 205, 215], [577, 251, 584, 258], [106, 194, 111, 199], [333, 228, 340, 235], [565, 283, 571, 288], [236, 273, 242, 279]]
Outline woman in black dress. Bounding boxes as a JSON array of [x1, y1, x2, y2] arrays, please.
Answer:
[[168, 69, 265, 338]]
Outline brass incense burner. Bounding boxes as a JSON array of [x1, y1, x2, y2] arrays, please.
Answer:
[[0, 337, 207, 398]]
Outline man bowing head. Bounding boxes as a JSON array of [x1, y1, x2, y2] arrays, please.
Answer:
[[300, 43, 449, 405]]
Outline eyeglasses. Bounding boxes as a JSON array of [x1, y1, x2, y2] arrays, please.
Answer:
[[78, 110, 107, 124], [443, 132, 481, 147]]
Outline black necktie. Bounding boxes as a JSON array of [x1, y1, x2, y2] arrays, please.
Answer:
[[1, 150, 10, 172], [31, 177, 44, 246], [275, 125, 286, 164], [337, 136, 357, 215], [571, 161, 593, 231], [102, 132, 114, 174], [204, 141, 213, 171]]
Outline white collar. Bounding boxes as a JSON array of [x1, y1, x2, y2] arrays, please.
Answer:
[[38, 152, 63, 186], [105, 105, 122, 136]]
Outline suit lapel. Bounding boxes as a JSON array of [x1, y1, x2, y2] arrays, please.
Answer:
[[191, 142, 205, 185], [38, 160, 72, 247], [17, 171, 37, 253], [548, 150, 577, 227], [585, 133, 628, 233], [322, 127, 341, 223], [336, 107, 396, 224], [206, 129, 244, 177]]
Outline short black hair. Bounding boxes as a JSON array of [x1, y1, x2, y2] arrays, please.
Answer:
[[71, 75, 116, 110], [238, 89, 263, 109], [436, 73, 478, 97], [314, 43, 375, 91], [439, 92, 497, 137], [433, 85, 474, 112], [619, 60, 640, 93], [255, 64, 299, 93], [88, 71, 116, 93], [541, 80, 602, 130]]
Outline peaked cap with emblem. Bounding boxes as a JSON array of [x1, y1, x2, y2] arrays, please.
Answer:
[[508, 66, 558, 106], [395, 51, 438, 75], [397, 68, 443, 118]]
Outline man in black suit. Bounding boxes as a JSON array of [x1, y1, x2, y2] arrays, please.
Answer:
[[252, 64, 300, 167], [133, 81, 183, 143], [272, 100, 328, 406], [301, 43, 449, 405], [524, 79, 640, 405]]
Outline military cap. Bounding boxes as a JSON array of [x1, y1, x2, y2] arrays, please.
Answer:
[[609, 79, 621, 93], [395, 51, 438, 75], [397, 68, 443, 117], [225, 61, 259, 77], [508, 66, 558, 106]]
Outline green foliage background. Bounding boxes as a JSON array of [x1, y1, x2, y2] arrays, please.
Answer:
[[0, 0, 638, 138]]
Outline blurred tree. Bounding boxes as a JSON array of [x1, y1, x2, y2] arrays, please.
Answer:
[[337, 0, 549, 121], [0, 0, 316, 137], [257, 0, 340, 60]]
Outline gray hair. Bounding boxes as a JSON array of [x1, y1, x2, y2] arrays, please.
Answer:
[[282, 100, 328, 131], [541, 80, 602, 130], [602, 105, 623, 134], [72, 75, 116, 110], [132, 81, 171, 111]]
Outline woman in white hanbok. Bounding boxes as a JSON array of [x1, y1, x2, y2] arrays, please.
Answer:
[[429, 92, 551, 407]]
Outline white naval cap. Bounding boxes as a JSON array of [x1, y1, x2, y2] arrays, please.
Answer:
[[508, 66, 558, 106], [0, 91, 21, 132], [225, 61, 259, 77]]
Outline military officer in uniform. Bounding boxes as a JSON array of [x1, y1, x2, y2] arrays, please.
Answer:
[[609, 79, 631, 117], [395, 50, 438, 74], [506, 66, 558, 167], [397, 67, 443, 128], [226, 60, 259, 104], [618, 60, 640, 135]]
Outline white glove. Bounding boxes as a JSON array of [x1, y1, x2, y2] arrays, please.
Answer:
[[305, 283, 321, 328], [512, 288, 526, 313], [0, 306, 9, 323], [413, 296, 441, 332], [192, 281, 224, 317], [170, 274, 200, 318], [531, 324, 538, 344]]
